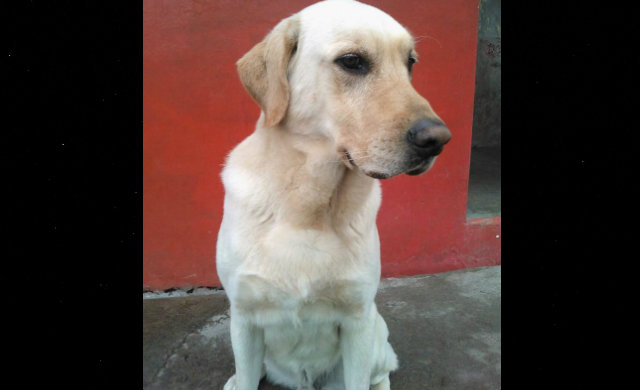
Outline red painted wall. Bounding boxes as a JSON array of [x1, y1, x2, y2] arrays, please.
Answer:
[[143, 0, 500, 290]]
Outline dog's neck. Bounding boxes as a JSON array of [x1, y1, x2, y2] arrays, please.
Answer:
[[255, 125, 379, 232]]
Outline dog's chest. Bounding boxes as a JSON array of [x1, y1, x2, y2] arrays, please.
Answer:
[[233, 267, 374, 326]]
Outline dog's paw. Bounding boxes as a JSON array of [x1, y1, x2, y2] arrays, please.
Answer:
[[223, 374, 237, 390], [371, 376, 391, 390]]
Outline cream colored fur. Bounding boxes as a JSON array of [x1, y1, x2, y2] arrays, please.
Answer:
[[216, 1, 447, 389]]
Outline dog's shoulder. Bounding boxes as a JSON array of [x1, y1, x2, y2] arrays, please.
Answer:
[[221, 133, 264, 198]]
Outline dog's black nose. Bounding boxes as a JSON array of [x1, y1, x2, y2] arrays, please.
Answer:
[[406, 119, 452, 155]]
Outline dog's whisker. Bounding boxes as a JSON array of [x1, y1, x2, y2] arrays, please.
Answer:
[[414, 34, 443, 48]]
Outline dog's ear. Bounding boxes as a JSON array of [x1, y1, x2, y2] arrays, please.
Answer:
[[236, 15, 300, 128]]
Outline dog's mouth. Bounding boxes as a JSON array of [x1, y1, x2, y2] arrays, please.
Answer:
[[340, 148, 434, 180], [345, 150, 357, 169], [365, 171, 390, 179], [339, 149, 358, 170], [405, 156, 436, 176], [340, 149, 392, 180], [340, 146, 439, 179]]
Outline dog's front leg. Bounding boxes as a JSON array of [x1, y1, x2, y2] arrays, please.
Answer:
[[340, 307, 376, 390], [229, 312, 265, 390]]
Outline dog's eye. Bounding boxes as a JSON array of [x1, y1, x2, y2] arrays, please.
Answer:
[[335, 53, 370, 75], [408, 56, 417, 73]]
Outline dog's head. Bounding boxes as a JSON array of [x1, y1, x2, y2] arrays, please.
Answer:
[[237, 0, 451, 179]]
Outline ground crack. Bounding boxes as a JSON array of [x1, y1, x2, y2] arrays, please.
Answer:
[[148, 312, 230, 386], [149, 331, 191, 385], [210, 312, 230, 325]]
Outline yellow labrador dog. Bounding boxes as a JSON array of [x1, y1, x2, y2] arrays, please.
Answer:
[[216, 1, 451, 389]]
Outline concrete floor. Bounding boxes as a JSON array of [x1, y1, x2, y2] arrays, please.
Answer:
[[467, 146, 501, 220], [143, 265, 501, 390]]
